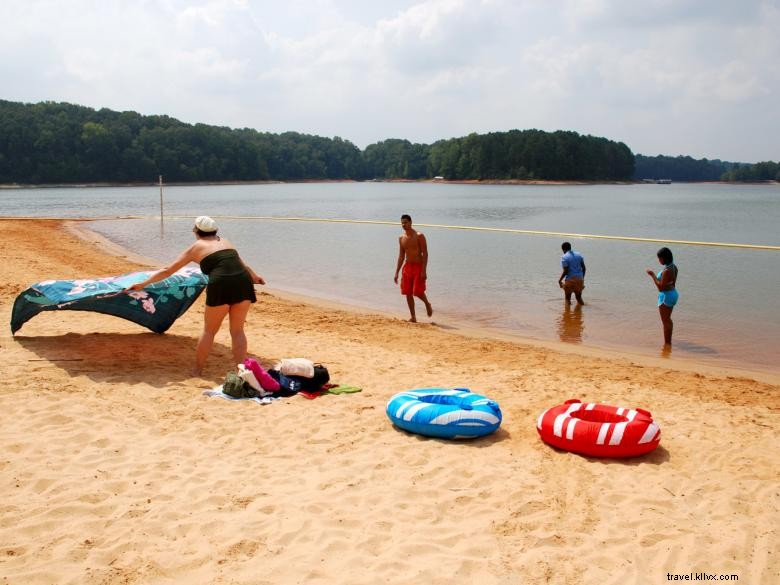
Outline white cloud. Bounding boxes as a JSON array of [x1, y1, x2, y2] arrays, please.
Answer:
[[0, 0, 777, 160]]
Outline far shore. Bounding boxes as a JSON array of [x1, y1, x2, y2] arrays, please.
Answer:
[[2, 178, 777, 190]]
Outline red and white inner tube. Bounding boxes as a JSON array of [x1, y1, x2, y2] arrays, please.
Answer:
[[536, 399, 661, 458]]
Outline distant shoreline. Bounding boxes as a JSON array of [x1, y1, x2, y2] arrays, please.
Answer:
[[2, 178, 777, 189]]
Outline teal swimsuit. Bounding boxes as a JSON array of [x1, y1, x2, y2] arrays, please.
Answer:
[[657, 263, 679, 308]]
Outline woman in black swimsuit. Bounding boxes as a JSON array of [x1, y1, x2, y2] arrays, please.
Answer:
[[128, 216, 265, 375]]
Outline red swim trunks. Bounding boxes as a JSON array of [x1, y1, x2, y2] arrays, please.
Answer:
[[400, 262, 426, 296]]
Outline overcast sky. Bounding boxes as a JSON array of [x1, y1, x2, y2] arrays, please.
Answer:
[[1, 0, 778, 162]]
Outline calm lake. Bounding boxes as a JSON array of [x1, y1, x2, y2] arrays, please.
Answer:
[[3, 182, 779, 373]]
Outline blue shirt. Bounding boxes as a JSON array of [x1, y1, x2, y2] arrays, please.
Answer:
[[561, 250, 585, 279]]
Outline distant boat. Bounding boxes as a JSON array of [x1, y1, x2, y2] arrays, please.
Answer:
[[641, 178, 672, 184]]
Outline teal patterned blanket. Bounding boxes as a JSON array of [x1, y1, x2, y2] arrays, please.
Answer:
[[11, 267, 208, 334]]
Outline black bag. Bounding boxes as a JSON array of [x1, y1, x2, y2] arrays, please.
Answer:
[[307, 364, 330, 390]]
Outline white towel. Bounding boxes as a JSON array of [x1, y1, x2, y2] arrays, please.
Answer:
[[237, 363, 262, 390], [203, 387, 279, 405]]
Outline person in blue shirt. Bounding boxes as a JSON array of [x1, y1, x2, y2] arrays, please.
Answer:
[[558, 242, 586, 305]]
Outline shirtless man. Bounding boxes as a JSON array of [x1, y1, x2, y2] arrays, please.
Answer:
[[394, 214, 433, 322]]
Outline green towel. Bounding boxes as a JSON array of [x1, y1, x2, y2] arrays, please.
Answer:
[[325, 385, 362, 395]]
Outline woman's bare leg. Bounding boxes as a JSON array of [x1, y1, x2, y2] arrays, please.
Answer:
[[659, 305, 674, 345], [228, 301, 252, 365], [194, 304, 230, 375]]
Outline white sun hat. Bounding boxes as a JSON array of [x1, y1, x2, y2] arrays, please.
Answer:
[[194, 215, 218, 233]]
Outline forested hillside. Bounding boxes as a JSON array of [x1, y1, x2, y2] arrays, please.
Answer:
[[633, 154, 739, 181], [720, 160, 779, 182], [365, 131, 635, 181], [0, 100, 635, 184], [0, 100, 363, 183], [633, 154, 779, 182]]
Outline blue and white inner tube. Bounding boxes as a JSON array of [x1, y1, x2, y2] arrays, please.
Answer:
[[386, 388, 502, 439]]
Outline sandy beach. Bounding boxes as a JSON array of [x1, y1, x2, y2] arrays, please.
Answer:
[[0, 219, 777, 585]]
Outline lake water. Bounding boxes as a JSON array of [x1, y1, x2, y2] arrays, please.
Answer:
[[2, 182, 779, 373]]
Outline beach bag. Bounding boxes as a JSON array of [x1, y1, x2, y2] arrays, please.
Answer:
[[306, 364, 330, 390], [276, 358, 315, 378], [222, 371, 258, 399]]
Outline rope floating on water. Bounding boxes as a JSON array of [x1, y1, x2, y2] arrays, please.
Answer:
[[4, 215, 778, 250], [161, 215, 780, 251]]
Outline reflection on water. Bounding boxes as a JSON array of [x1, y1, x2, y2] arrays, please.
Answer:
[[557, 303, 585, 343], [672, 340, 718, 355], [659, 341, 718, 359]]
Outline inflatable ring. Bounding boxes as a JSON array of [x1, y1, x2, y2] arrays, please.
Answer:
[[386, 388, 502, 439], [537, 399, 661, 458]]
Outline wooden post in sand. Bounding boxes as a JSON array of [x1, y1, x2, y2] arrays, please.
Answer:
[[159, 175, 164, 223]]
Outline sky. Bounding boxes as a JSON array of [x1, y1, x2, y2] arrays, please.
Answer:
[[1, 0, 778, 162]]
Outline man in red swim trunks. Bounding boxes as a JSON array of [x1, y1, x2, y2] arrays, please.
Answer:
[[394, 214, 433, 322]]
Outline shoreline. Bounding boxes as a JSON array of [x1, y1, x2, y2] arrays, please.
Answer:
[[218, 283, 780, 384], [1, 218, 777, 583], [2, 179, 777, 190], [0, 178, 612, 189], [70, 218, 779, 385], [3, 215, 777, 381]]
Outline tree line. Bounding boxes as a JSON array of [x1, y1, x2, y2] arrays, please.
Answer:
[[1, 100, 774, 184], [0, 100, 635, 184], [0, 100, 363, 183], [720, 160, 779, 182], [633, 154, 779, 182], [366, 131, 635, 181]]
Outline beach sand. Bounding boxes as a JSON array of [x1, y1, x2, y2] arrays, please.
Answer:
[[0, 219, 777, 585]]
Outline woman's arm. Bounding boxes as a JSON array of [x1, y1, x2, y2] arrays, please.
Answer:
[[646, 267, 673, 291], [127, 246, 196, 291], [239, 255, 265, 285]]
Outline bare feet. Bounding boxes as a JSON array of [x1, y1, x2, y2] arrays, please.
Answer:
[[408, 317, 417, 323], [425, 302, 433, 317]]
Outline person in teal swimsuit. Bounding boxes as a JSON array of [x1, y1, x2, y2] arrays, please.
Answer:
[[646, 247, 679, 346], [128, 216, 265, 375]]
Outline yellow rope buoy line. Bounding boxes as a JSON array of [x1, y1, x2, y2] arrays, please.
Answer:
[[3, 215, 778, 251], [162, 215, 780, 251]]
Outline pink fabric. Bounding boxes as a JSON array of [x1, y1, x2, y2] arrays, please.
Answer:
[[243, 358, 280, 391]]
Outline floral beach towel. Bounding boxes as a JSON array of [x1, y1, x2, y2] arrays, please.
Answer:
[[11, 267, 208, 334]]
